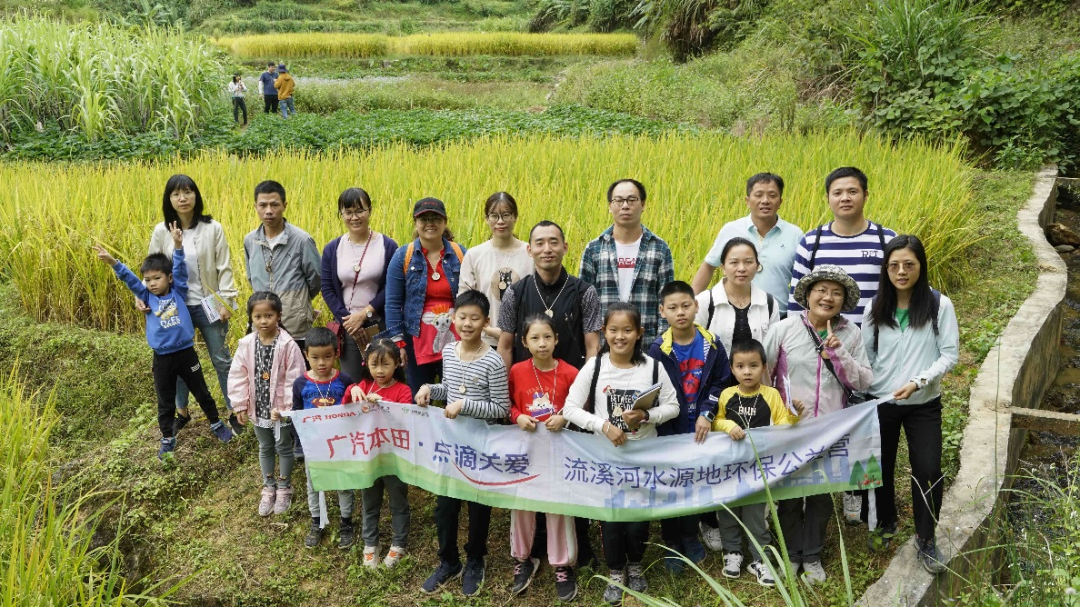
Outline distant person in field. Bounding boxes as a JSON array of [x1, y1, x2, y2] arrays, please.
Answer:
[[580, 178, 674, 346], [691, 173, 802, 310], [229, 74, 248, 125], [274, 63, 296, 119], [259, 62, 278, 114], [93, 224, 234, 462]]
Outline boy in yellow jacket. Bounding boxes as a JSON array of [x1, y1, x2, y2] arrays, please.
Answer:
[[274, 63, 296, 119]]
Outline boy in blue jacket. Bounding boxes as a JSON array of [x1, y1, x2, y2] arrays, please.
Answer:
[[648, 280, 733, 571], [94, 222, 233, 461]]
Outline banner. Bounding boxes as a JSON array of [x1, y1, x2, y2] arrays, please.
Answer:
[[285, 400, 884, 522]]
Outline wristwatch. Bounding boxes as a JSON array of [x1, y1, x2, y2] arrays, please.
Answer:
[[642, 409, 651, 422], [700, 410, 716, 423], [366, 308, 374, 319]]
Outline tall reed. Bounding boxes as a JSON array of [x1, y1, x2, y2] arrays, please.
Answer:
[[0, 131, 974, 339]]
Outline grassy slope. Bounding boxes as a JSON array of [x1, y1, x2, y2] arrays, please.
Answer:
[[0, 170, 1037, 606]]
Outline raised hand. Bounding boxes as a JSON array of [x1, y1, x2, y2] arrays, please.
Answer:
[[821, 319, 841, 350], [92, 243, 117, 266], [169, 221, 183, 249]]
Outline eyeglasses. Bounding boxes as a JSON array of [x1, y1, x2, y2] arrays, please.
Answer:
[[887, 261, 918, 273], [486, 212, 515, 223], [810, 286, 845, 299], [610, 196, 641, 207], [341, 208, 370, 219], [417, 215, 445, 225]]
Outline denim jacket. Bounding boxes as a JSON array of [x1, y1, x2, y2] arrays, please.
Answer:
[[384, 237, 467, 341]]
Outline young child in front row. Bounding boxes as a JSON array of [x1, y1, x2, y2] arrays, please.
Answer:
[[562, 302, 681, 607], [507, 315, 580, 602], [343, 337, 414, 569], [648, 281, 732, 572], [414, 290, 510, 597], [93, 224, 233, 461], [228, 291, 306, 517], [293, 327, 355, 550], [712, 338, 804, 587]]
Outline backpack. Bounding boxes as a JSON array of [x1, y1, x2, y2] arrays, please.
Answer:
[[706, 288, 774, 329], [583, 353, 659, 414], [807, 221, 887, 270], [403, 241, 464, 274]]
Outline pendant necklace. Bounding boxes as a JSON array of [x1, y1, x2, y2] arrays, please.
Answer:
[[534, 273, 569, 318], [531, 359, 558, 402], [495, 241, 520, 291], [347, 232, 372, 310], [426, 250, 442, 281], [457, 342, 487, 394], [259, 334, 277, 381]]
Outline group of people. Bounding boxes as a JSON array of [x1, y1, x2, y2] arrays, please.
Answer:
[[92, 166, 959, 604], [228, 62, 298, 126]]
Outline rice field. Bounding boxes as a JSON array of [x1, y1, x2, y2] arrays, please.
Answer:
[[214, 32, 641, 58], [0, 131, 974, 339]]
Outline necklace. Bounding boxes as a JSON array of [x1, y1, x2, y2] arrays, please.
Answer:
[[533, 273, 569, 318], [531, 359, 558, 401], [347, 232, 373, 309], [257, 334, 277, 380], [260, 241, 277, 290], [457, 342, 487, 394], [725, 282, 751, 308], [735, 391, 760, 420], [426, 249, 442, 281], [494, 241, 520, 291], [311, 373, 335, 403]]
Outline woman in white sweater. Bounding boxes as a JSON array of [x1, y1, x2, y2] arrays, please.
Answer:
[[146, 174, 240, 434], [695, 237, 779, 355], [861, 235, 957, 574]]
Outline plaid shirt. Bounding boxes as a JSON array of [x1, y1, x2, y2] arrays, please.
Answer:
[[579, 225, 674, 345]]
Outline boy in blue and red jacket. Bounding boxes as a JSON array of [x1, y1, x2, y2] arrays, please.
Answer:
[[648, 281, 734, 571]]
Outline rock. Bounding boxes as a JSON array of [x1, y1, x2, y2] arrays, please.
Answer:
[[1047, 223, 1080, 246], [1056, 245, 1075, 253]]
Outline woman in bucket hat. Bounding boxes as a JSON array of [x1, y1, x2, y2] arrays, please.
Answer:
[[762, 264, 873, 585]]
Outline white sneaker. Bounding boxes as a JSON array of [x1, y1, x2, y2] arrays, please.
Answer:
[[801, 560, 826, 584], [383, 545, 405, 568], [722, 551, 743, 579], [842, 493, 862, 525], [363, 545, 380, 568], [699, 521, 723, 552], [747, 561, 775, 587]]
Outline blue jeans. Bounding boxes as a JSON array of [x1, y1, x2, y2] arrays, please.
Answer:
[[178, 304, 233, 411], [279, 97, 296, 119]]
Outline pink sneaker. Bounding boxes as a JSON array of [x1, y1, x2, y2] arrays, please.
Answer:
[[273, 486, 293, 515], [258, 486, 276, 517]]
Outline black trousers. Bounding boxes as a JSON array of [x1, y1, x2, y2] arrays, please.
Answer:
[[263, 94, 278, 114], [434, 495, 492, 565], [777, 493, 832, 563], [153, 347, 220, 438], [869, 398, 944, 541], [232, 97, 247, 123], [600, 520, 650, 570], [660, 514, 698, 547]]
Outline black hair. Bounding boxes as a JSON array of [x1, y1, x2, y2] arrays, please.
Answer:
[[162, 174, 212, 230], [140, 253, 172, 276], [232, 74, 241, 83], [305, 327, 339, 352], [520, 313, 558, 345], [254, 180, 286, 204], [825, 167, 868, 193], [729, 338, 767, 366], [245, 291, 283, 334], [868, 235, 939, 350], [606, 179, 647, 203], [746, 172, 784, 197], [720, 237, 761, 266], [598, 302, 646, 366], [267, 62, 276, 67], [362, 337, 408, 384], [454, 289, 490, 318], [659, 280, 695, 303], [338, 187, 372, 213], [484, 191, 518, 217], [529, 220, 565, 242]]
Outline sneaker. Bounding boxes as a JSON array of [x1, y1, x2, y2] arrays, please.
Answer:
[[157, 437, 176, 461], [228, 413, 244, 435], [747, 561, 775, 587], [683, 537, 707, 564], [554, 566, 577, 602], [421, 560, 463, 594], [603, 570, 624, 605], [211, 421, 234, 442], [722, 551, 742, 579], [699, 521, 724, 552], [626, 562, 647, 593], [304, 522, 323, 548], [273, 487, 292, 515], [462, 556, 486, 597], [257, 486, 276, 517], [867, 523, 897, 552], [363, 545, 380, 568], [801, 560, 827, 584], [383, 545, 405, 568], [916, 537, 947, 574], [842, 493, 862, 525], [172, 413, 191, 436], [339, 522, 355, 550], [510, 557, 539, 596]]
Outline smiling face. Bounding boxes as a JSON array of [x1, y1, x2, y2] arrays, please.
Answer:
[[603, 311, 643, 359], [414, 212, 446, 242], [255, 192, 286, 230], [608, 181, 645, 229], [143, 269, 173, 296], [485, 201, 517, 239], [305, 344, 338, 379], [659, 292, 697, 332], [806, 279, 846, 321], [453, 304, 488, 342], [827, 176, 867, 223], [340, 202, 370, 236], [746, 180, 782, 223], [523, 321, 558, 362], [722, 243, 759, 286], [887, 247, 921, 294], [731, 350, 765, 390], [528, 224, 568, 273]]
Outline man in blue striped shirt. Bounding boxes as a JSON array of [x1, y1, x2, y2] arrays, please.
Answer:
[[787, 167, 896, 328]]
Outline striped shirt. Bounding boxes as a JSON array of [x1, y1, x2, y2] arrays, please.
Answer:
[[787, 221, 896, 326], [429, 343, 510, 421]]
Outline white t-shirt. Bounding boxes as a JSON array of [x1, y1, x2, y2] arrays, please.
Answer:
[[458, 239, 534, 346], [561, 355, 680, 441], [614, 237, 641, 302], [181, 229, 204, 305]]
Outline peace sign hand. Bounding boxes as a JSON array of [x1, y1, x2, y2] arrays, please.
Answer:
[[169, 221, 183, 249], [821, 319, 841, 350]]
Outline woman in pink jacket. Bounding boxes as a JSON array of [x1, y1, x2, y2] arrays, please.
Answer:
[[228, 291, 307, 517]]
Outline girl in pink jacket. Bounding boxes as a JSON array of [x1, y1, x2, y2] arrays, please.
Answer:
[[228, 291, 306, 517]]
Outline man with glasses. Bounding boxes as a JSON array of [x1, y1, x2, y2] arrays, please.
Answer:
[[580, 179, 674, 345]]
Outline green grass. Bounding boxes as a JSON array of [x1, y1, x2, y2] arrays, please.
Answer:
[[287, 76, 552, 112], [230, 55, 585, 83]]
